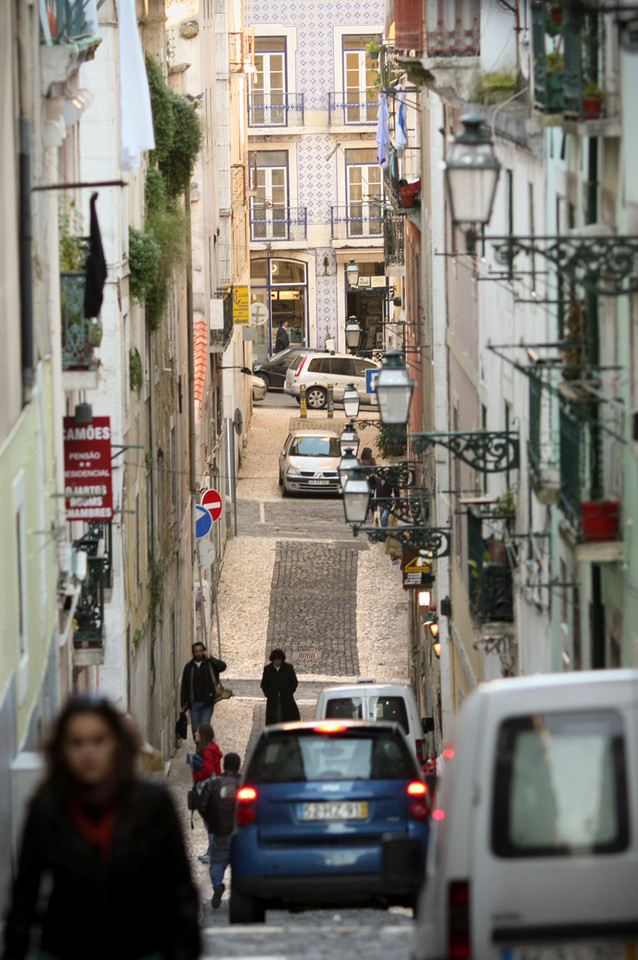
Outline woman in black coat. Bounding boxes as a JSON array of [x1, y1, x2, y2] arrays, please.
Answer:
[[2, 696, 200, 960], [260, 648, 300, 725]]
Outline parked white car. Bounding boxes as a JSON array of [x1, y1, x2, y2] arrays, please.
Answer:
[[284, 352, 379, 409], [314, 681, 433, 765], [413, 669, 638, 960]]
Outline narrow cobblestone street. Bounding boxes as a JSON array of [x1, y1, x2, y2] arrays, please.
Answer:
[[167, 395, 414, 958]]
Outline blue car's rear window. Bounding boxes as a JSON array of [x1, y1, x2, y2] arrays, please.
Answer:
[[245, 730, 416, 783]]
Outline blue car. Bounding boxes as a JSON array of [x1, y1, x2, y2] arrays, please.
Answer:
[[229, 720, 430, 923]]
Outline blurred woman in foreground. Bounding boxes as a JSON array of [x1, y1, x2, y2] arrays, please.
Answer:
[[2, 695, 200, 960]]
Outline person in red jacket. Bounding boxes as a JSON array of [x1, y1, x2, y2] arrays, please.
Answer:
[[187, 723, 222, 863], [192, 723, 222, 782]]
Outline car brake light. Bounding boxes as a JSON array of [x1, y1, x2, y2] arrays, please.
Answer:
[[313, 722, 348, 733], [448, 881, 470, 960], [235, 785, 257, 826], [432, 807, 445, 821], [416, 739, 424, 764], [407, 781, 427, 796]]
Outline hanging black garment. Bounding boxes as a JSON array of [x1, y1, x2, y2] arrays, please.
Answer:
[[83, 192, 107, 318]]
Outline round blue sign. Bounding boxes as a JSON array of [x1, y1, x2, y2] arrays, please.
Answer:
[[195, 504, 213, 539]]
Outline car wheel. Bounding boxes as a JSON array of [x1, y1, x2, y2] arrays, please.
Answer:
[[278, 471, 283, 487], [229, 884, 265, 924], [282, 482, 291, 497], [306, 386, 327, 409]]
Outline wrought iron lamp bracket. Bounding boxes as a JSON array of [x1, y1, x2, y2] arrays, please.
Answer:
[[487, 235, 638, 297], [409, 430, 519, 473], [350, 523, 451, 558], [363, 461, 419, 488]]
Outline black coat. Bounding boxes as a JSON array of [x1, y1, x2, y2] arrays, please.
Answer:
[[274, 325, 290, 353], [180, 655, 226, 709], [2, 779, 200, 960], [260, 661, 300, 725]]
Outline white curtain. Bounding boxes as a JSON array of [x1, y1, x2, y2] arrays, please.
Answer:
[[114, 0, 155, 172]]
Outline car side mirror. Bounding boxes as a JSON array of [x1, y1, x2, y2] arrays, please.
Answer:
[[422, 716, 435, 735]]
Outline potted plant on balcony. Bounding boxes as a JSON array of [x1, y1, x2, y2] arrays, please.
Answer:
[[366, 40, 380, 62], [582, 81, 606, 120]]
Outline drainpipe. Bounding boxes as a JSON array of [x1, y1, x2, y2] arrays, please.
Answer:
[[19, 118, 34, 396]]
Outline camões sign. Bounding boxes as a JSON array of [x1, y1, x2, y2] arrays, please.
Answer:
[[63, 416, 113, 521]]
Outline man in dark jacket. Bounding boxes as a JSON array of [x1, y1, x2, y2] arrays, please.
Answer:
[[198, 752, 241, 909], [180, 642, 227, 740], [260, 648, 300, 725], [274, 319, 290, 353]]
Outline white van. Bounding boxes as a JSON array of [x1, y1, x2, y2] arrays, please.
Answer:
[[413, 669, 638, 960], [314, 681, 434, 764]]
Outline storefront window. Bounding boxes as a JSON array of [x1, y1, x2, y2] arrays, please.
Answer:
[[250, 258, 308, 361]]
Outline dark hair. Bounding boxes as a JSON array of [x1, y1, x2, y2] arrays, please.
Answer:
[[42, 695, 139, 791], [269, 648, 286, 662], [196, 723, 215, 752], [192, 642, 206, 655], [223, 752, 241, 771]]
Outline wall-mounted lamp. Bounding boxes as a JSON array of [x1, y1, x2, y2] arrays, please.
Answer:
[[443, 113, 501, 254], [345, 259, 359, 287]]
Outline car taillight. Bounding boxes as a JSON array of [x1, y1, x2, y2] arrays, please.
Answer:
[[295, 356, 308, 377], [236, 785, 257, 826], [416, 739, 424, 764], [313, 722, 348, 733], [448, 881, 470, 960], [407, 780, 428, 818]]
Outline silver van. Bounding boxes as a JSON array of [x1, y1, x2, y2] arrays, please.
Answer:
[[284, 352, 379, 409], [414, 669, 638, 960]]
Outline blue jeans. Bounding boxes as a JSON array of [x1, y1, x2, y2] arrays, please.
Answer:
[[209, 835, 231, 888], [190, 700, 213, 740]]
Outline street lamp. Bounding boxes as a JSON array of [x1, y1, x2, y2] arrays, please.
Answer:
[[339, 448, 360, 487], [443, 113, 501, 253], [340, 421, 360, 457], [424, 618, 440, 658], [345, 259, 359, 287], [344, 317, 361, 354], [342, 464, 372, 525], [375, 350, 414, 426], [342, 383, 361, 418]]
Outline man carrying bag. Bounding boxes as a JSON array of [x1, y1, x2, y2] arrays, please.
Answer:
[[180, 642, 228, 741]]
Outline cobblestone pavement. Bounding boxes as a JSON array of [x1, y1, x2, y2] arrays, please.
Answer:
[[166, 397, 413, 959], [266, 540, 359, 674]]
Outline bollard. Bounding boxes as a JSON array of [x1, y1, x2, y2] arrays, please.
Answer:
[[299, 383, 307, 418], [327, 383, 334, 418]]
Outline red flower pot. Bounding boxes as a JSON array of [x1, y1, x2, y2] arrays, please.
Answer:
[[580, 500, 620, 542]]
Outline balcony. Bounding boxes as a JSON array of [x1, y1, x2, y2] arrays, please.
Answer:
[[559, 402, 622, 561], [384, 209, 405, 273], [61, 270, 101, 378], [72, 523, 111, 666], [328, 92, 379, 127], [330, 204, 384, 242], [248, 93, 304, 128], [467, 511, 514, 625], [528, 375, 560, 505], [40, 1, 101, 97], [531, 1, 619, 131], [249, 205, 307, 243], [210, 288, 235, 352], [394, 0, 480, 58]]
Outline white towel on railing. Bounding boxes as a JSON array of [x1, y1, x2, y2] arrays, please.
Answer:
[[115, 0, 155, 171], [376, 93, 391, 169]]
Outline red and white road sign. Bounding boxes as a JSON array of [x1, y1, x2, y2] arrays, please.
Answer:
[[201, 487, 223, 522]]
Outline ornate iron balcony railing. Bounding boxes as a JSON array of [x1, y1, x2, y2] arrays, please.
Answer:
[[40, 0, 94, 43], [247, 92, 305, 128], [61, 271, 100, 370], [328, 92, 379, 126], [249, 205, 307, 242], [330, 204, 384, 241]]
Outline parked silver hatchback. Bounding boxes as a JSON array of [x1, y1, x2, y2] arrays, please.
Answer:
[[278, 430, 341, 496], [284, 352, 379, 410]]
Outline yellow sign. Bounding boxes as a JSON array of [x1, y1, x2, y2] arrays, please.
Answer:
[[233, 285, 249, 324], [404, 555, 432, 573]]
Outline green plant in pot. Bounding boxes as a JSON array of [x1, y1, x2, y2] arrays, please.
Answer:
[[582, 81, 605, 120]]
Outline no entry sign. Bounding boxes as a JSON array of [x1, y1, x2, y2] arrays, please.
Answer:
[[201, 488, 223, 522], [63, 416, 113, 521]]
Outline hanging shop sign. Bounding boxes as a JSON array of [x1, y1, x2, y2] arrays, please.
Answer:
[[63, 416, 113, 521], [402, 547, 435, 590], [232, 285, 250, 324]]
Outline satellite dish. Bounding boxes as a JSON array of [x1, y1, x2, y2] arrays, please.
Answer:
[[234, 408, 243, 435]]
